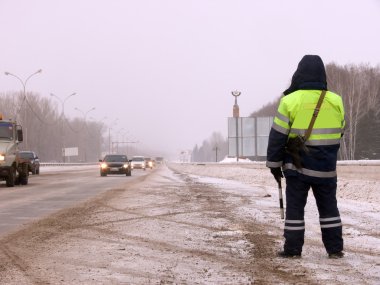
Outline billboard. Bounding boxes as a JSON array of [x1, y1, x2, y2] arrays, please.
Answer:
[[228, 116, 273, 159], [63, 147, 79, 157]]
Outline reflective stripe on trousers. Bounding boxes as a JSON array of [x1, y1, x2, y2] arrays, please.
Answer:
[[283, 177, 343, 254], [320, 216, 342, 228], [284, 219, 305, 231]]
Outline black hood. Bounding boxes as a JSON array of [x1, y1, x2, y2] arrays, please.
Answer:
[[283, 55, 327, 95]]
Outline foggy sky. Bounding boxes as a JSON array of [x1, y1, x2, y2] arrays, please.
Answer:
[[1, 0, 379, 158]]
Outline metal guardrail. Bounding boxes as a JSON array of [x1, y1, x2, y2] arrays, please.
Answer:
[[178, 160, 380, 166], [40, 162, 99, 167], [337, 160, 380, 166], [42, 160, 380, 167]]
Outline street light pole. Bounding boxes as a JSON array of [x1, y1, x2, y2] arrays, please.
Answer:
[[114, 128, 125, 153], [90, 116, 107, 158], [75, 107, 95, 162], [107, 118, 118, 154], [50, 92, 76, 162], [232, 91, 241, 162], [4, 69, 42, 149], [121, 131, 130, 155]]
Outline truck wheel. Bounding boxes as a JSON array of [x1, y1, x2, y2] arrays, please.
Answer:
[[36, 167, 40, 175], [19, 174, 28, 185], [6, 166, 16, 187], [19, 163, 29, 185], [126, 170, 131, 176]]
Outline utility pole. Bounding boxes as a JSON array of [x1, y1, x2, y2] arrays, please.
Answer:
[[75, 107, 95, 161], [50, 92, 76, 162], [213, 145, 219, 162]]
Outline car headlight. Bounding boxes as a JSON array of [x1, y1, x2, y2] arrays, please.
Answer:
[[0, 154, 5, 161], [123, 164, 129, 168], [101, 163, 108, 169]]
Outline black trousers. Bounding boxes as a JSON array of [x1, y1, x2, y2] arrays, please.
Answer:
[[284, 176, 343, 254]]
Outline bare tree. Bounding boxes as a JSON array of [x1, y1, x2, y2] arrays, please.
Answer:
[[191, 132, 228, 162], [0, 91, 105, 162], [327, 63, 380, 159], [0, 92, 22, 120]]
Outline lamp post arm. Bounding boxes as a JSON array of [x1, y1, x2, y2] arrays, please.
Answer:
[[62, 93, 76, 118], [5, 72, 26, 98], [75, 108, 85, 117], [63, 93, 76, 104], [5, 73, 24, 87], [50, 93, 63, 105], [24, 69, 42, 89], [5, 70, 42, 102], [84, 107, 96, 120]]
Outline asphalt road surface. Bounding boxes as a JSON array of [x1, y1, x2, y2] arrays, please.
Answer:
[[0, 166, 147, 237]]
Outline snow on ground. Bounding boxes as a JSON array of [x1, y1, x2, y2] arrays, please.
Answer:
[[169, 160, 380, 285], [39, 161, 380, 284]]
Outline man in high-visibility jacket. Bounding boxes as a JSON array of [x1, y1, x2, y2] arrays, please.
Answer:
[[266, 55, 345, 259]]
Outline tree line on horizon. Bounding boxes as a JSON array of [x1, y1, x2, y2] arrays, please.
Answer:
[[0, 92, 106, 162], [0, 92, 175, 162], [193, 63, 380, 161], [2, 62, 378, 163], [191, 132, 229, 162]]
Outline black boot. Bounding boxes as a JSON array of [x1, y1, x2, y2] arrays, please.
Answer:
[[277, 251, 301, 258], [328, 251, 344, 259]]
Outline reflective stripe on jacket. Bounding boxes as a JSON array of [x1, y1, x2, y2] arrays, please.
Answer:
[[266, 89, 345, 183]]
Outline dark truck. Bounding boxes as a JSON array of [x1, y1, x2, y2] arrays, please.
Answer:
[[0, 117, 29, 186]]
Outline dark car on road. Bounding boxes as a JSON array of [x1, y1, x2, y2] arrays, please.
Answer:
[[99, 154, 132, 177], [18, 151, 40, 175]]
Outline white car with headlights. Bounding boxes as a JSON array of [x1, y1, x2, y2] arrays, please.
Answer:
[[144, 157, 154, 169], [131, 156, 146, 170]]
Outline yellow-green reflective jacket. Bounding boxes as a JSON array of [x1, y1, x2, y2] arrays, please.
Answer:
[[266, 89, 345, 183]]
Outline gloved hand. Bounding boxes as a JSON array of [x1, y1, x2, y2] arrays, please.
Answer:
[[270, 167, 283, 183]]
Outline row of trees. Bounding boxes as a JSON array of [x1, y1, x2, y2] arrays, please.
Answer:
[[194, 63, 380, 162], [0, 92, 106, 162], [191, 132, 228, 162], [250, 63, 380, 160], [327, 63, 380, 159]]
